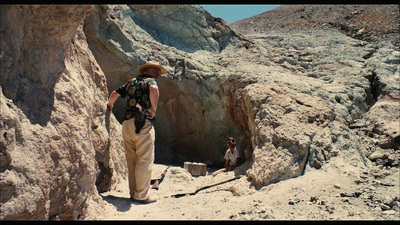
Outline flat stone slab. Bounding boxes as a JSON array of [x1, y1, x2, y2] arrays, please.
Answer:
[[184, 162, 207, 176]]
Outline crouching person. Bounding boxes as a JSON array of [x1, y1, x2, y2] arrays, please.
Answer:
[[212, 137, 241, 177]]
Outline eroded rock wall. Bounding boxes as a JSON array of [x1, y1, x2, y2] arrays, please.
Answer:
[[0, 5, 126, 220], [229, 29, 399, 187], [83, 5, 248, 165]]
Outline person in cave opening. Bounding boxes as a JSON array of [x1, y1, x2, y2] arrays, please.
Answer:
[[212, 137, 242, 177], [107, 61, 167, 204]]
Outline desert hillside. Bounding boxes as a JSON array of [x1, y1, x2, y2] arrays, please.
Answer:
[[230, 4, 399, 50], [0, 4, 399, 220]]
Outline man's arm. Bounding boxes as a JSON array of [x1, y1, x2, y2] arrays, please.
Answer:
[[224, 159, 229, 170], [107, 91, 120, 111], [147, 84, 159, 119]]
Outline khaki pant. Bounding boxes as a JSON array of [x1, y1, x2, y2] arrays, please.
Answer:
[[122, 118, 155, 200]]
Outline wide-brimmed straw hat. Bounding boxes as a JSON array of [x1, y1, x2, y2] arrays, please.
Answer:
[[138, 61, 167, 75]]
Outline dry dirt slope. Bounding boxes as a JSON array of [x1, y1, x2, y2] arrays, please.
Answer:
[[230, 4, 400, 50], [85, 161, 399, 220]]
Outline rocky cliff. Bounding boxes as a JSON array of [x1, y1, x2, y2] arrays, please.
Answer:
[[0, 5, 127, 219], [0, 4, 399, 220]]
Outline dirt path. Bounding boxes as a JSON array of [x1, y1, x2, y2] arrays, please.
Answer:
[[85, 160, 399, 220]]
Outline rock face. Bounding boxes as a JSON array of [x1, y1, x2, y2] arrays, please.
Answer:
[[236, 29, 399, 187], [127, 5, 236, 53], [229, 4, 399, 187], [83, 5, 249, 165], [0, 5, 127, 220], [0, 4, 399, 220]]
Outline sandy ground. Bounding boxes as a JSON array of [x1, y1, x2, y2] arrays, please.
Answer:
[[85, 157, 399, 220]]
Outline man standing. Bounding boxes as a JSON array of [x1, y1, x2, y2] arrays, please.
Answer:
[[107, 61, 167, 204]]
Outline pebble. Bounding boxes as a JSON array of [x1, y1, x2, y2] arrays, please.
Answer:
[[354, 179, 365, 184], [389, 200, 400, 208], [383, 210, 396, 215], [310, 196, 318, 202], [325, 206, 334, 214], [340, 192, 362, 198], [380, 203, 391, 211], [381, 181, 395, 186], [369, 186, 376, 191], [288, 198, 300, 205]]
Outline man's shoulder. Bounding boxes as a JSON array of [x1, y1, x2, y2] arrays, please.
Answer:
[[138, 75, 157, 85], [146, 77, 157, 86], [234, 147, 241, 156]]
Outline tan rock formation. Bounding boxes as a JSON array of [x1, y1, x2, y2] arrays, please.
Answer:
[[0, 5, 126, 220]]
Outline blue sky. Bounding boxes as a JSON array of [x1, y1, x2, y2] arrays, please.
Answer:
[[200, 5, 280, 24]]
